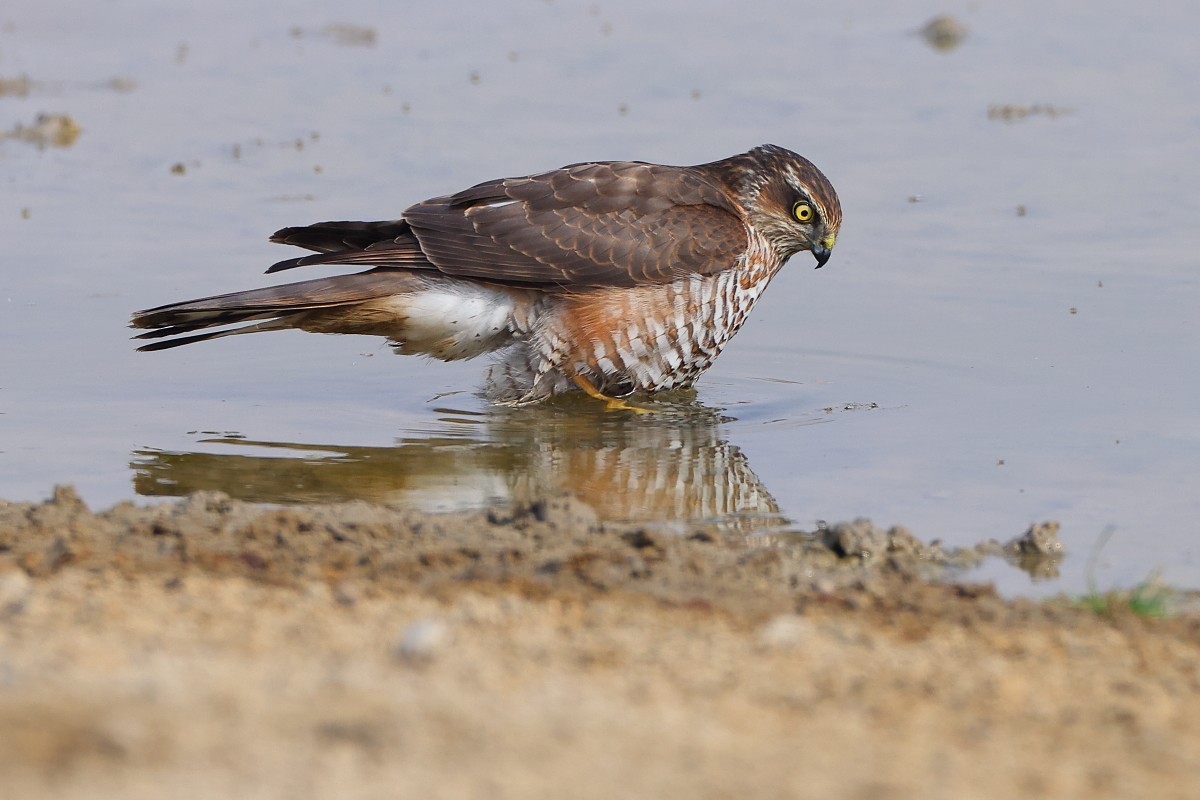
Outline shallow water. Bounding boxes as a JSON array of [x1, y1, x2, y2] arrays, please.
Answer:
[[2, 0, 1197, 596]]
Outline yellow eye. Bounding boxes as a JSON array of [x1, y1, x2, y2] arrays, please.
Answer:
[[792, 201, 815, 223]]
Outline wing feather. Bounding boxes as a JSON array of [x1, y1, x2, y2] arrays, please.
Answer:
[[265, 161, 749, 289]]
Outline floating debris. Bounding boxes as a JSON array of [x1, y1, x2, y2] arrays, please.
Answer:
[[291, 24, 378, 47], [920, 15, 967, 52], [988, 104, 1071, 122], [104, 76, 138, 93], [0, 75, 33, 97], [823, 402, 880, 414], [3, 113, 82, 149], [322, 24, 377, 47], [2, 74, 135, 96]]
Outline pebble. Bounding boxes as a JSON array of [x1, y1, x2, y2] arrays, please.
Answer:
[[0, 568, 33, 614], [394, 618, 448, 664], [756, 614, 816, 650]]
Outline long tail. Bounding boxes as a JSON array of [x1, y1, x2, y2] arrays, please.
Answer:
[[130, 270, 425, 351]]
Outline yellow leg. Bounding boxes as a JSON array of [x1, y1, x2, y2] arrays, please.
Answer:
[[572, 375, 653, 414]]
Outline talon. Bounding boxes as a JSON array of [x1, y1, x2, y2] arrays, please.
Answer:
[[572, 375, 654, 414]]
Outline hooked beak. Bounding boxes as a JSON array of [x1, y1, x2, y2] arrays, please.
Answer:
[[811, 232, 836, 269]]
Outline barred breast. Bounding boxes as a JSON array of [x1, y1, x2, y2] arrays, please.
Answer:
[[486, 240, 781, 404]]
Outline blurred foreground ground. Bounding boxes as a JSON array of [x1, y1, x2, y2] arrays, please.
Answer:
[[1, 488, 1198, 799]]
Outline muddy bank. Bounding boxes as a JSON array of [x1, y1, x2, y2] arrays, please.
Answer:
[[1, 488, 1198, 799]]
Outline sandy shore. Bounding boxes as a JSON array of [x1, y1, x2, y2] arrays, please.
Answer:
[[1, 487, 1198, 799]]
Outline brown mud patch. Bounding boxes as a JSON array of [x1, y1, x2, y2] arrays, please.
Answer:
[[2, 487, 1199, 798]]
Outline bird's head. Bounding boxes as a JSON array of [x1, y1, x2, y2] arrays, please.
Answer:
[[710, 144, 842, 268]]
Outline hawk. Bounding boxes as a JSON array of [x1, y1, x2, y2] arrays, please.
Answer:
[[132, 144, 841, 408]]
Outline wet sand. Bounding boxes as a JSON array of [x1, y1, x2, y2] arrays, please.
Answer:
[[2, 487, 1199, 798]]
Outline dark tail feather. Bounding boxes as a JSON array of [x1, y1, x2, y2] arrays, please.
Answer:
[[270, 220, 413, 253], [131, 270, 422, 351], [266, 220, 428, 274], [134, 319, 298, 351]]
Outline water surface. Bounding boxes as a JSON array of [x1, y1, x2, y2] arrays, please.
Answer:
[[2, 0, 1198, 595]]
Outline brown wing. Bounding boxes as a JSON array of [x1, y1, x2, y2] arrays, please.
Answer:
[[269, 161, 749, 289]]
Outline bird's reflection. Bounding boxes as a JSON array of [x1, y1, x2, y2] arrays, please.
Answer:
[[132, 395, 784, 532]]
